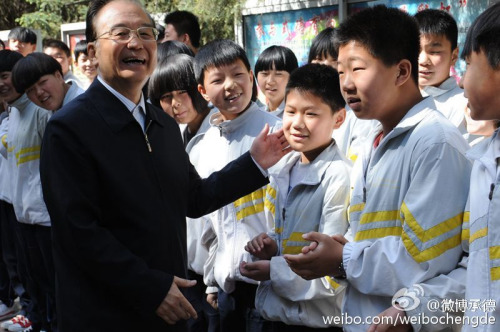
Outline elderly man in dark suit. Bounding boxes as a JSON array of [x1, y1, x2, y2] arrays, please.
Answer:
[[39, 1, 289, 331]]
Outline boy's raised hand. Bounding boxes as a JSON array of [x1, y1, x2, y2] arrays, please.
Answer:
[[368, 305, 411, 332], [250, 124, 291, 170], [284, 232, 344, 280], [245, 232, 278, 260], [239, 260, 271, 281]]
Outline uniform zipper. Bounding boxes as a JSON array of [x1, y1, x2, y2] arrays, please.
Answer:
[[144, 120, 152, 152]]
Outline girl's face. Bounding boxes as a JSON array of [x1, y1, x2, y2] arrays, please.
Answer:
[[311, 53, 338, 69], [257, 64, 290, 111], [159, 89, 199, 124]]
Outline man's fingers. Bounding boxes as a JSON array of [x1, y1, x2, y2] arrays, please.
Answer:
[[179, 296, 197, 319], [173, 276, 197, 289]]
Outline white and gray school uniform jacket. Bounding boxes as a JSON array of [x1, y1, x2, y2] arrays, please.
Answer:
[[342, 97, 471, 332], [62, 82, 84, 108], [266, 100, 285, 119], [188, 102, 281, 294], [256, 141, 350, 327], [63, 70, 83, 88], [0, 113, 11, 204], [2, 95, 52, 226], [332, 106, 379, 163], [421, 77, 471, 140], [401, 134, 500, 332], [184, 110, 217, 277]]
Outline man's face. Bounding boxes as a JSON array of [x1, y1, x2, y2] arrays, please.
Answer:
[[44, 47, 70, 75], [25, 72, 67, 111], [88, 0, 157, 91], [8, 39, 36, 57], [463, 50, 500, 121], [0, 71, 21, 104], [418, 34, 457, 88]]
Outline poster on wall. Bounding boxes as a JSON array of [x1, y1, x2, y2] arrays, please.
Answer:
[[243, 5, 339, 69], [350, 0, 490, 76]]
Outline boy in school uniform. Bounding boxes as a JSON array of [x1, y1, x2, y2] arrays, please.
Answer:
[[415, 9, 470, 140], [369, 3, 500, 332], [8, 28, 36, 57], [12, 52, 84, 111], [43, 39, 83, 87], [0, 49, 53, 332], [240, 64, 349, 331], [284, 6, 471, 332], [190, 39, 281, 332]]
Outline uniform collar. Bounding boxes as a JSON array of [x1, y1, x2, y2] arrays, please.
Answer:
[[209, 102, 261, 135], [421, 77, 459, 98]]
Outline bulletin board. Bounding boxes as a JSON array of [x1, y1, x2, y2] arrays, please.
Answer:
[[243, 0, 492, 76], [243, 5, 339, 69]]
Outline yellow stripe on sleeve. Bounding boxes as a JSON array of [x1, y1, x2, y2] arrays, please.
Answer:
[[354, 226, 402, 241], [489, 246, 500, 260], [470, 228, 488, 244], [491, 267, 500, 281], [401, 202, 463, 243], [325, 276, 341, 290]]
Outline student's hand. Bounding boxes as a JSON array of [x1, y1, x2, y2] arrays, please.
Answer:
[[250, 124, 291, 170], [284, 232, 344, 280], [245, 233, 278, 260], [206, 293, 218, 310], [367, 304, 411, 332], [156, 277, 198, 325], [239, 260, 271, 281], [332, 234, 349, 245]]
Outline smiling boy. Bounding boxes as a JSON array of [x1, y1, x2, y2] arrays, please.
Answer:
[[241, 64, 349, 331], [284, 6, 471, 332], [12, 53, 83, 111], [190, 39, 281, 331]]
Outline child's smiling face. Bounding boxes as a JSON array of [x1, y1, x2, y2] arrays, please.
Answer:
[[198, 59, 253, 120]]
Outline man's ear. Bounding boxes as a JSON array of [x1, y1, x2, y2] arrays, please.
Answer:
[[333, 107, 346, 130], [451, 47, 459, 66], [395, 59, 412, 86], [198, 84, 210, 102], [87, 42, 96, 60]]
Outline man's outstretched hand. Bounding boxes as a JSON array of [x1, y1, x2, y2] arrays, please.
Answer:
[[250, 124, 291, 170]]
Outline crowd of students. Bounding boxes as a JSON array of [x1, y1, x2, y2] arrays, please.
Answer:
[[0, 1, 499, 332]]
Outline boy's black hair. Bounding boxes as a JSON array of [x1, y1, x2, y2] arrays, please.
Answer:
[[164, 10, 201, 48], [335, 5, 420, 84], [43, 39, 71, 57], [156, 23, 165, 42], [8, 27, 37, 44], [286, 63, 345, 113], [86, 0, 154, 42], [462, 2, 500, 69], [308, 27, 337, 63], [254, 45, 298, 76], [148, 53, 209, 114], [414, 9, 458, 50], [74, 40, 89, 61], [0, 50, 24, 72], [0, 40, 5, 50], [158, 40, 194, 63], [11, 52, 63, 93], [194, 39, 251, 85]]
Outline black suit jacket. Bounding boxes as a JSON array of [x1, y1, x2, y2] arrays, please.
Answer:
[[40, 80, 268, 331]]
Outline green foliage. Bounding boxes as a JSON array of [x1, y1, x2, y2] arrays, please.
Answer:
[[16, 0, 88, 39]]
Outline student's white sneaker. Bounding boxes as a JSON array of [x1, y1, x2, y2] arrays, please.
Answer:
[[5, 315, 32, 331], [0, 302, 17, 320]]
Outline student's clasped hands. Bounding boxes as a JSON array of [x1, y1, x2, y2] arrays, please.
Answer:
[[239, 233, 278, 281], [284, 233, 348, 280]]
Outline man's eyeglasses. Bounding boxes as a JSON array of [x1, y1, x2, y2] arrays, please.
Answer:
[[97, 27, 159, 43]]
